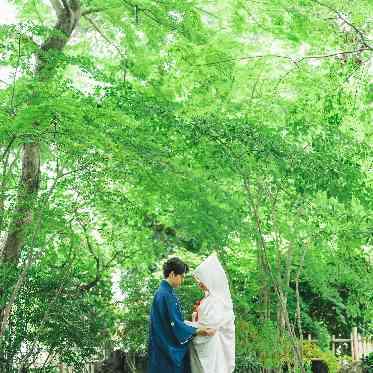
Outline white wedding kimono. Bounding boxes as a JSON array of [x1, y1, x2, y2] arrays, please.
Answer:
[[187, 255, 235, 373]]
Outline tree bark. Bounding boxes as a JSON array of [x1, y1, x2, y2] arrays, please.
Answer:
[[2, 143, 40, 262], [1, 0, 81, 265]]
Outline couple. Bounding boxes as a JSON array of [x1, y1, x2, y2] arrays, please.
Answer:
[[148, 254, 235, 373]]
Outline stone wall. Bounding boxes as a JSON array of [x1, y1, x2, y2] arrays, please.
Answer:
[[339, 361, 363, 373], [94, 350, 147, 373]]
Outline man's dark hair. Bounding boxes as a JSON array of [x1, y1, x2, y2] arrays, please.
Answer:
[[163, 257, 189, 278]]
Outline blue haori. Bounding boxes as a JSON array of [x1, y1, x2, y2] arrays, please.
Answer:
[[148, 280, 197, 373]]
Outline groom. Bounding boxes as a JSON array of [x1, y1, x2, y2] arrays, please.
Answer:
[[148, 257, 214, 373]]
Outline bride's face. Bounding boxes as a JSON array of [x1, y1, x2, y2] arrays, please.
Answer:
[[195, 277, 208, 292]]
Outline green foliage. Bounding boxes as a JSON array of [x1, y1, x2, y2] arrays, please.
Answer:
[[303, 341, 340, 373], [1, 259, 116, 369], [234, 319, 293, 369], [361, 352, 373, 373]]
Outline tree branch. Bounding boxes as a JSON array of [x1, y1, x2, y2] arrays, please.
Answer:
[[77, 220, 101, 292], [60, 0, 70, 11], [69, 0, 80, 12], [55, 158, 93, 180], [82, 7, 109, 16], [192, 48, 370, 68], [297, 48, 370, 62], [9, 35, 22, 114], [49, 0, 64, 17], [311, 0, 372, 50], [1, 135, 16, 163], [82, 5, 125, 16], [122, 0, 180, 32], [83, 15, 124, 56]]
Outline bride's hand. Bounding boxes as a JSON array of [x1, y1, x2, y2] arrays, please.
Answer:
[[192, 312, 197, 322], [205, 328, 216, 337], [196, 327, 216, 337]]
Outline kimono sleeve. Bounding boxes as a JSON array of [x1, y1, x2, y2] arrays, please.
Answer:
[[192, 297, 227, 346], [198, 296, 226, 329], [165, 293, 197, 345]]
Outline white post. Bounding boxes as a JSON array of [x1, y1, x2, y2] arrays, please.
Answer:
[[351, 330, 355, 360], [352, 327, 359, 360], [332, 335, 335, 354]]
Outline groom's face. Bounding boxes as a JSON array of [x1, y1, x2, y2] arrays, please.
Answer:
[[169, 271, 185, 288]]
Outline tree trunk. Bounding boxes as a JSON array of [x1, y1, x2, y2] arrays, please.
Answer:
[[0, 0, 81, 347], [1, 1, 81, 265], [2, 143, 40, 263]]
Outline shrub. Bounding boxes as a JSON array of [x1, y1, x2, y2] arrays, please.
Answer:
[[361, 352, 373, 373], [303, 341, 340, 373]]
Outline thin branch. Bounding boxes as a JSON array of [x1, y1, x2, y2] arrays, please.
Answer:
[[21, 250, 76, 368], [1, 135, 16, 164], [83, 15, 124, 57], [0, 255, 36, 336], [82, 5, 125, 16], [73, 216, 121, 292], [49, 0, 64, 16], [122, 0, 180, 32], [193, 6, 221, 20], [141, 8, 176, 30], [311, 0, 372, 50], [244, 178, 305, 371], [192, 48, 370, 68], [82, 7, 109, 16], [60, 0, 70, 12], [79, 221, 96, 258], [41, 345, 58, 370], [0, 139, 19, 228], [297, 47, 371, 62], [295, 241, 308, 357], [103, 251, 120, 270], [56, 160, 92, 179], [9, 35, 22, 114], [193, 54, 297, 68], [77, 221, 101, 292], [69, 0, 80, 12]]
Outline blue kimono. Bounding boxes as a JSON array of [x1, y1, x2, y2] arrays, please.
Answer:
[[148, 280, 197, 373]]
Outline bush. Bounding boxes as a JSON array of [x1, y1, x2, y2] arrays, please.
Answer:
[[361, 352, 373, 373], [303, 341, 340, 373], [235, 352, 262, 372]]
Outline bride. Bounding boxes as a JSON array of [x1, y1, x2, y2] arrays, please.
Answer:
[[186, 254, 235, 373]]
